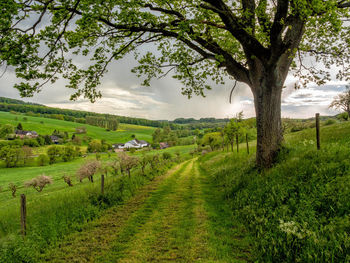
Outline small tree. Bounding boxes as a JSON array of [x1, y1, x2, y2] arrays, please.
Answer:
[[25, 175, 53, 192], [0, 124, 14, 139], [63, 174, 73, 187], [22, 146, 33, 165], [88, 139, 102, 153], [17, 123, 23, 130], [118, 152, 139, 177], [150, 154, 160, 171], [8, 183, 17, 198], [162, 152, 172, 161], [37, 154, 50, 166], [0, 146, 25, 168], [139, 154, 152, 175], [224, 119, 241, 152], [47, 145, 63, 164], [329, 86, 350, 118], [76, 160, 101, 183]]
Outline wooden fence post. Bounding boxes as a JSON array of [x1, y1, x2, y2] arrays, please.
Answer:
[[246, 134, 249, 154], [20, 194, 26, 237], [316, 113, 320, 150], [101, 174, 105, 195], [236, 134, 239, 153]]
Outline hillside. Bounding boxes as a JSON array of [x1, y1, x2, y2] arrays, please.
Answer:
[[0, 119, 348, 262], [199, 121, 350, 262], [0, 111, 155, 144]]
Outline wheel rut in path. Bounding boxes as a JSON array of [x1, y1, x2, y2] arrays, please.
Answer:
[[42, 158, 251, 262], [41, 161, 190, 263]]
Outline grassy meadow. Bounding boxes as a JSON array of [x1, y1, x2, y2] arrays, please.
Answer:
[[0, 111, 155, 144], [199, 121, 350, 262]]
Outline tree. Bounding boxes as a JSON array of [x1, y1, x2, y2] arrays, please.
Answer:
[[47, 145, 63, 164], [0, 124, 14, 139], [139, 154, 152, 175], [17, 123, 23, 130], [8, 183, 17, 198], [37, 154, 50, 166], [63, 174, 73, 187], [0, 146, 25, 168], [224, 119, 240, 152], [76, 160, 101, 183], [118, 152, 139, 177], [1, 2, 349, 168], [22, 146, 33, 165], [329, 86, 350, 117], [25, 175, 53, 192], [88, 139, 102, 153]]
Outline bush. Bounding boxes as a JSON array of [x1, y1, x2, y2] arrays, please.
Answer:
[[323, 119, 336, 126], [200, 141, 350, 262], [162, 152, 172, 160], [25, 175, 53, 192], [8, 183, 17, 197], [76, 160, 101, 182], [63, 175, 73, 187], [37, 154, 50, 166]]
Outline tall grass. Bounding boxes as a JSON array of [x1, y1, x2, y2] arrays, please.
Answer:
[[199, 122, 350, 262], [0, 158, 181, 263]]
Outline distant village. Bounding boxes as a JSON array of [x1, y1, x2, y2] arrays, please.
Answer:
[[11, 125, 169, 152]]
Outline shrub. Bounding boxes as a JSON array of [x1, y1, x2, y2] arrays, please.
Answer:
[[8, 183, 17, 197], [63, 175, 73, 187], [118, 152, 139, 177], [25, 175, 53, 192], [162, 152, 172, 160], [37, 154, 50, 166], [324, 119, 336, 126], [47, 145, 63, 164], [76, 160, 101, 183]]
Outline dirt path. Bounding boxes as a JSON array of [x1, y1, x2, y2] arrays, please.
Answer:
[[42, 159, 251, 263]]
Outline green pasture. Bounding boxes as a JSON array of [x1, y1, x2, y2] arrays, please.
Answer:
[[0, 111, 155, 143]]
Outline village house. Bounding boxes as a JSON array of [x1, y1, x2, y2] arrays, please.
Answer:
[[50, 135, 61, 144], [124, 139, 149, 149], [159, 142, 169, 149], [15, 130, 38, 139], [112, 139, 149, 150]]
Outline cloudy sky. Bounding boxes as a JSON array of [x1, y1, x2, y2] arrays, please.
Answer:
[[0, 53, 347, 120]]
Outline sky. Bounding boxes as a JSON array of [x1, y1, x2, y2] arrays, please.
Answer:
[[0, 54, 347, 121]]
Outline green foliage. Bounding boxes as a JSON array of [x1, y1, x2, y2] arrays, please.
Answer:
[[199, 123, 350, 262], [162, 152, 172, 160], [0, 146, 25, 168], [0, 124, 14, 138], [0, 111, 155, 144], [201, 132, 222, 151], [37, 154, 50, 166], [88, 139, 102, 153]]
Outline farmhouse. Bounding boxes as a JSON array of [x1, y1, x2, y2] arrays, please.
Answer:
[[159, 142, 169, 149], [50, 135, 60, 144], [15, 130, 38, 139], [112, 143, 125, 149], [123, 139, 149, 149]]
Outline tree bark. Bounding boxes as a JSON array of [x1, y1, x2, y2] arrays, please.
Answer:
[[253, 76, 283, 168]]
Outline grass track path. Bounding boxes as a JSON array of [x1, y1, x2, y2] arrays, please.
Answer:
[[42, 159, 251, 262]]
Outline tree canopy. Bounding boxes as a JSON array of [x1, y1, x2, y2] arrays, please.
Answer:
[[0, 0, 348, 99], [1, 0, 349, 167]]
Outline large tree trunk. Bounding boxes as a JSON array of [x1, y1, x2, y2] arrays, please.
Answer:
[[253, 76, 284, 168]]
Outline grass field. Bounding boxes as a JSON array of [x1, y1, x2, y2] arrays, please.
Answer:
[[198, 120, 350, 262], [0, 111, 155, 144]]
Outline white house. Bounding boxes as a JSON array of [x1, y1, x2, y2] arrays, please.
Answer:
[[123, 139, 149, 149]]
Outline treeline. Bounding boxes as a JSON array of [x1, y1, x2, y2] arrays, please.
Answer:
[[0, 97, 42, 106], [86, 116, 118, 131], [0, 102, 168, 128], [173, 117, 229, 124], [0, 97, 244, 130]]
